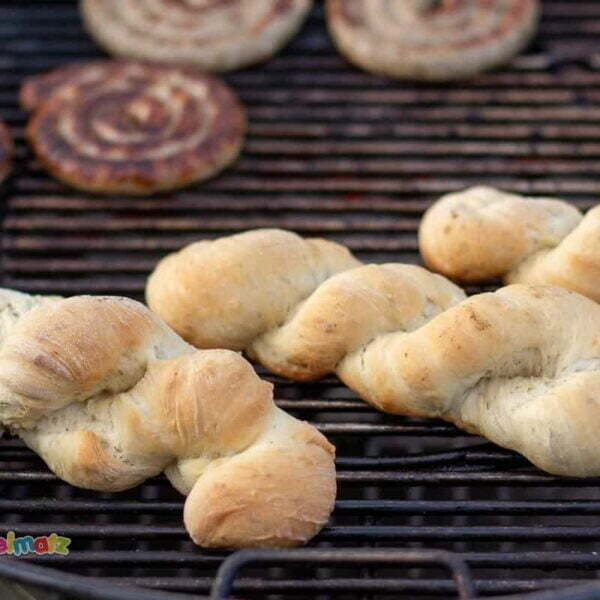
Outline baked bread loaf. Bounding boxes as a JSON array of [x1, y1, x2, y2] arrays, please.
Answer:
[[340, 284, 600, 477], [0, 289, 335, 548], [147, 230, 600, 477], [80, 0, 313, 72], [146, 228, 466, 377], [0, 119, 13, 184], [21, 60, 245, 194], [419, 186, 600, 302], [326, 0, 539, 81]]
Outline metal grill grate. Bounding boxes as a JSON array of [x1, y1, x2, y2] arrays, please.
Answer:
[[0, 1, 600, 598]]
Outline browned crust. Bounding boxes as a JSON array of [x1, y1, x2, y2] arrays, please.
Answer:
[[89, 0, 296, 49], [0, 290, 336, 548], [328, 0, 534, 49], [20, 61, 105, 113], [0, 120, 13, 184], [23, 60, 245, 195], [326, 0, 540, 81], [419, 187, 600, 303], [80, 0, 312, 72]]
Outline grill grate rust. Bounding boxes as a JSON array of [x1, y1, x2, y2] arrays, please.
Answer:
[[0, 1, 600, 599]]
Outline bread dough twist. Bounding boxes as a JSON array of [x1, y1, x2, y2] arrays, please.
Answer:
[[341, 284, 600, 477], [147, 229, 600, 477], [419, 186, 600, 303], [0, 288, 335, 548], [326, 0, 539, 80], [146, 229, 466, 378]]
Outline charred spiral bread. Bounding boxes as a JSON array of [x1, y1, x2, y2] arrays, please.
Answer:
[[147, 229, 600, 477], [419, 186, 600, 303], [0, 289, 335, 548], [326, 0, 539, 81], [21, 60, 245, 194], [80, 0, 313, 72]]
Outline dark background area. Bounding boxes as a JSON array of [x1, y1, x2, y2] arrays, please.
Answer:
[[0, 1, 599, 599]]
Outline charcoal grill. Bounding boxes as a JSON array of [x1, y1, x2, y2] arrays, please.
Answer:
[[0, 1, 600, 598]]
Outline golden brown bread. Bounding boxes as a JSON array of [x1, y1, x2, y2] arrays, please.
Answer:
[[21, 60, 245, 194], [146, 230, 466, 378], [0, 289, 335, 547], [326, 0, 539, 81], [147, 230, 464, 377], [147, 229, 600, 476], [147, 229, 364, 350], [80, 0, 313, 72], [419, 186, 600, 302], [340, 284, 600, 477]]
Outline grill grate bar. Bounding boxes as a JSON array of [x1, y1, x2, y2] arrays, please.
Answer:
[[5, 498, 600, 517], [18, 550, 600, 570], [3, 467, 600, 485], [5, 523, 600, 543], [1, 1, 600, 599], [106, 577, 600, 597], [211, 549, 476, 600]]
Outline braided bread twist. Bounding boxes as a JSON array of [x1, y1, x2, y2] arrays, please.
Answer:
[[146, 229, 466, 380], [147, 229, 600, 477], [0, 288, 335, 548], [419, 186, 600, 303]]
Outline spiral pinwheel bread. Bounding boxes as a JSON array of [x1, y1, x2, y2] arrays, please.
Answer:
[[80, 0, 313, 72], [419, 186, 600, 303], [326, 0, 539, 80], [21, 60, 245, 194], [147, 229, 600, 477], [0, 288, 335, 548]]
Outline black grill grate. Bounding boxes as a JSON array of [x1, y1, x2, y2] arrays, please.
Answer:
[[0, 1, 600, 598]]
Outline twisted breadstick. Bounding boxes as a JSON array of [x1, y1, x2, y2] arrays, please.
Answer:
[[341, 284, 600, 477], [147, 229, 466, 383], [0, 288, 335, 548], [147, 229, 600, 476], [146, 229, 466, 369], [419, 186, 600, 303], [21, 60, 245, 194], [326, 0, 539, 80], [80, 0, 313, 72]]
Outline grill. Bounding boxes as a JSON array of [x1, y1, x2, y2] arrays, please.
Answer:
[[0, 1, 599, 598]]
